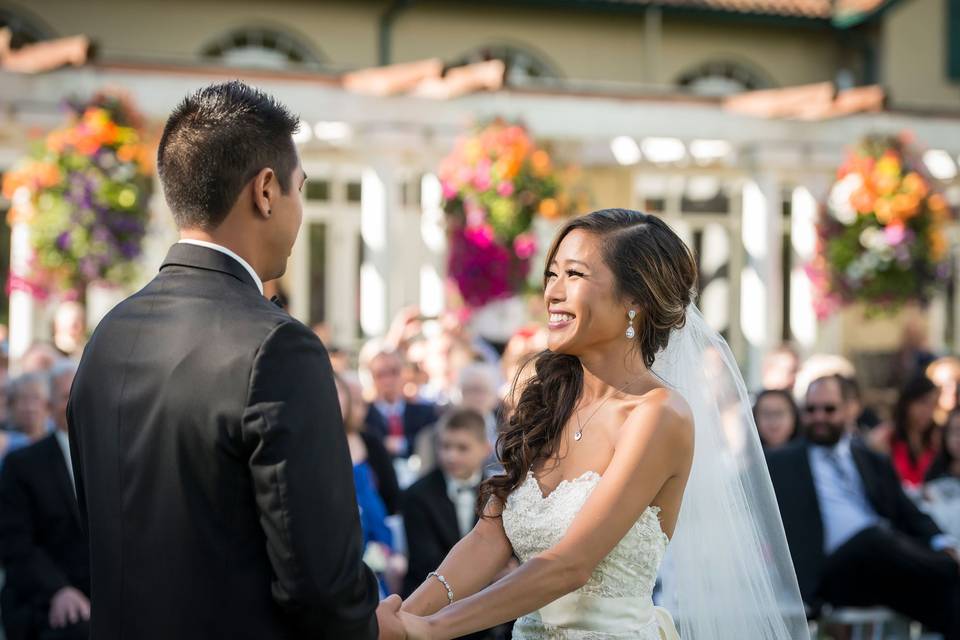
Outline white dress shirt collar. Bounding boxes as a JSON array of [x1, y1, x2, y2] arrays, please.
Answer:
[[54, 430, 75, 492], [177, 239, 264, 295]]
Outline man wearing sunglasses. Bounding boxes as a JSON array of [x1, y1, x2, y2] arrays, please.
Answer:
[[767, 374, 960, 639]]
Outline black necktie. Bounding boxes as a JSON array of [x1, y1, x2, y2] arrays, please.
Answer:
[[269, 295, 283, 308]]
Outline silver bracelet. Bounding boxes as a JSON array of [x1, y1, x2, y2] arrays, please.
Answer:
[[427, 571, 454, 604]]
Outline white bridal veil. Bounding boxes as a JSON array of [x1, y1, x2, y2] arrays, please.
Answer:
[[653, 304, 810, 639]]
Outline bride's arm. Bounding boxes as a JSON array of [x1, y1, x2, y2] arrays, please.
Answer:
[[404, 390, 694, 640], [401, 500, 515, 617]]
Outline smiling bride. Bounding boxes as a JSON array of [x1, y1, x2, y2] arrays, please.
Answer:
[[390, 208, 809, 640]]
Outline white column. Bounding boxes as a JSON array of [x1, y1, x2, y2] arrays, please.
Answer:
[[419, 172, 446, 318], [740, 172, 783, 390], [8, 219, 36, 373], [789, 181, 821, 354], [360, 164, 399, 337]]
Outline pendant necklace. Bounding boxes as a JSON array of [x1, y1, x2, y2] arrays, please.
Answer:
[[574, 379, 635, 442]]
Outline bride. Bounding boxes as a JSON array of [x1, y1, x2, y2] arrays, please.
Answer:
[[397, 209, 809, 639]]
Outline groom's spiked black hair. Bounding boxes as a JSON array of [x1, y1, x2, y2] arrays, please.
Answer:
[[157, 80, 300, 230]]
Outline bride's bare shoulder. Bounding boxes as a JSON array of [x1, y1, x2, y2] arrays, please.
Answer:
[[617, 387, 693, 449]]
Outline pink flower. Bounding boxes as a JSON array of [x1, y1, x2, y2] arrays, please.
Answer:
[[472, 168, 491, 191], [497, 181, 515, 197], [884, 222, 906, 246], [441, 180, 458, 200], [513, 233, 537, 260], [465, 200, 487, 227], [464, 224, 495, 249]]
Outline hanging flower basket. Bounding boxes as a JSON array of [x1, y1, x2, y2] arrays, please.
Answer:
[[438, 119, 571, 310], [808, 133, 953, 318], [2, 92, 154, 298]]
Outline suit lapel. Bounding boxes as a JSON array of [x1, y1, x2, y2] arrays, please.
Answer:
[[44, 435, 82, 527], [797, 441, 825, 547], [428, 471, 461, 548], [850, 440, 885, 513]]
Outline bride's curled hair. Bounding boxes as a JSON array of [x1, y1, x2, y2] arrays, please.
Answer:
[[479, 209, 697, 514]]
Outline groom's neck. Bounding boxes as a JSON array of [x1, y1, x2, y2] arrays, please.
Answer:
[[180, 226, 265, 281]]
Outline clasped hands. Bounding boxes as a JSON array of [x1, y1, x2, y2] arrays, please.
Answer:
[[376, 594, 434, 640]]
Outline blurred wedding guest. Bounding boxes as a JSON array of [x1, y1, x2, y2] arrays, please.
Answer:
[[364, 349, 439, 459], [792, 353, 856, 403], [767, 375, 960, 636], [752, 389, 800, 450], [333, 372, 395, 595], [52, 301, 86, 359], [401, 409, 501, 639], [889, 375, 940, 490], [838, 375, 881, 433], [335, 371, 400, 515], [0, 360, 89, 640], [927, 356, 960, 427], [761, 344, 800, 392], [8, 372, 52, 442], [455, 364, 506, 461], [925, 410, 960, 541], [19, 343, 61, 375], [927, 409, 960, 483]]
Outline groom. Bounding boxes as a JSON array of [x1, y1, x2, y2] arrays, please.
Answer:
[[67, 82, 403, 639]]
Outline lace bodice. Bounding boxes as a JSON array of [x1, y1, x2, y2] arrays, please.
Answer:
[[501, 471, 670, 639]]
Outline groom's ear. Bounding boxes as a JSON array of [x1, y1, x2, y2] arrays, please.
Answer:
[[251, 167, 277, 220]]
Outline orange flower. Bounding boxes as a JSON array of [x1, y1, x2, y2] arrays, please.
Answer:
[[538, 197, 560, 220], [892, 193, 920, 219], [874, 197, 893, 223], [531, 150, 552, 177], [851, 187, 875, 214], [902, 172, 928, 198], [874, 173, 899, 197], [928, 192, 948, 213]]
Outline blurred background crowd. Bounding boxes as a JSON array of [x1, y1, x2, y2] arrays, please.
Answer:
[[2, 0, 960, 638]]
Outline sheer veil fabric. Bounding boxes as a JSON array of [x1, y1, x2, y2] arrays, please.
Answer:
[[653, 304, 810, 639]]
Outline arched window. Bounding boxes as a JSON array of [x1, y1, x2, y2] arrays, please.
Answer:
[[201, 27, 322, 70], [0, 8, 53, 49], [452, 44, 560, 85], [676, 60, 773, 97]]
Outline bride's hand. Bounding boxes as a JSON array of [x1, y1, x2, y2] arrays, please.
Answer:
[[399, 611, 435, 640]]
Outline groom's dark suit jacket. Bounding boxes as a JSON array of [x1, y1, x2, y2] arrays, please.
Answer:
[[766, 437, 942, 606], [67, 243, 379, 640]]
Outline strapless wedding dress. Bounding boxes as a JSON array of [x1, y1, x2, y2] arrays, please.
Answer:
[[501, 470, 678, 639]]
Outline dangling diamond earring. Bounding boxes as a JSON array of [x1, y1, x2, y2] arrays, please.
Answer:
[[626, 309, 637, 339]]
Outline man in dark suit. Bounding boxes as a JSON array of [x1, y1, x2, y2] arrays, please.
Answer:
[[67, 82, 402, 640], [0, 361, 88, 640], [767, 374, 960, 638], [401, 408, 506, 639], [365, 350, 439, 458]]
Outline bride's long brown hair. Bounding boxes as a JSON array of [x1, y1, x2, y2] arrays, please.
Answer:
[[478, 209, 697, 515]]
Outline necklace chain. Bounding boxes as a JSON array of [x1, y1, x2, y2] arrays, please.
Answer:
[[574, 379, 635, 442]]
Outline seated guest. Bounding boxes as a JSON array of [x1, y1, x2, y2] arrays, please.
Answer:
[[767, 375, 960, 637], [925, 409, 960, 541], [890, 375, 940, 490], [927, 357, 960, 427], [927, 408, 960, 483], [0, 360, 89, 640], [337, 371, 400, 514], [364, 349, 439, 458], [7, 372, 52, 442], [752, 389, 800, 450], [333, 373, 394, 595], [761, 344, 800, 392], [401, 408, 500, 639], [455, 363, 506, 469]]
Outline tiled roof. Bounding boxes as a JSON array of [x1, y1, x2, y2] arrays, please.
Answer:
[[584, 0, 888, 21]]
